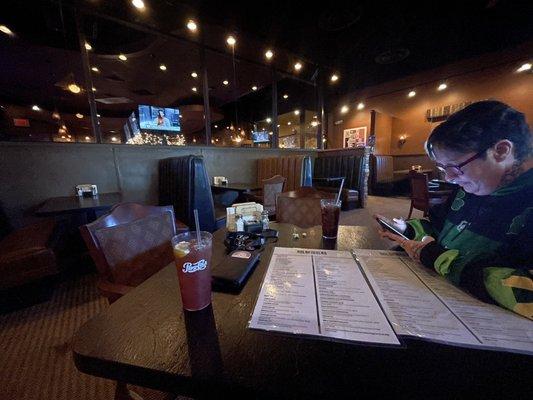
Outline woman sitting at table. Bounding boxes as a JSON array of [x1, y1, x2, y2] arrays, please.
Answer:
[[377, 100, 532, 319]]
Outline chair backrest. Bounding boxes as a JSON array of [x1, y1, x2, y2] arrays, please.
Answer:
[[257, 155, 312, 191], [262, 175, 286, 211], [409, 170, 430, 211], [276, 188, 335, 228], [80, 203, 177, 282], [159, 155, 218, 232]]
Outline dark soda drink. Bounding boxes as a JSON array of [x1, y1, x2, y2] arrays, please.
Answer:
[[172, 231, 213, 311], [320, 199, 341, 239]]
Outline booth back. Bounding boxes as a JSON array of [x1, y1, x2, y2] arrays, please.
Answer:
[[159, 155, 221, 233], [257, 155, 312, 191], [314, 147, 370, 207]]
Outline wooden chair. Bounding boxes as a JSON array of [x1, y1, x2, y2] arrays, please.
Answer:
[[80, 203, 187, 400], [407, 171, 452, 219], [80, 203, 187, 303], [276, 187, 336, 228], [246, 175, 286, 216]]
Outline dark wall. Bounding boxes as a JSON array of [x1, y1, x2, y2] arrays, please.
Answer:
[[0, 142, 315, 226]]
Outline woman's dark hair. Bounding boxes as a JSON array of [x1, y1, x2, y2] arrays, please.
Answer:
[[426, 100, 532, 161]]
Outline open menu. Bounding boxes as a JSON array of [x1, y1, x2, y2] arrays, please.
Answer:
[[249, 247, 533, 355]]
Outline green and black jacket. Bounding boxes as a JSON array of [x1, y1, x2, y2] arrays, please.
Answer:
[[405, 169, 533, 320]]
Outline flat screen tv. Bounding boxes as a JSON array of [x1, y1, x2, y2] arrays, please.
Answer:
[[138, 105, 181, 132], [252, 131, 270, 143]]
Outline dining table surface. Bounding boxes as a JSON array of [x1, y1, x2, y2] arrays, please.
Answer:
[[35, 192, 123, 221], [72, 222, 530, 399]]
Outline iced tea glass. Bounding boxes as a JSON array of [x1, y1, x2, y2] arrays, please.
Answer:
[[320, 199, 341, 239], [172, 231, 213, 311]]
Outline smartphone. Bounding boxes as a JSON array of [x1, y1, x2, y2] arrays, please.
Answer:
[[375, 216, 409, 240]]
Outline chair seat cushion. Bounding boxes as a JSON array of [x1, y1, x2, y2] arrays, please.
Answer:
[[94, 212, 175, 287], [0, 219, 56, 257]]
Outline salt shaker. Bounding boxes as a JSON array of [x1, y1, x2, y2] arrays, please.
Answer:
[[235, 214, 244, 232], [261, 210, 269, 231]]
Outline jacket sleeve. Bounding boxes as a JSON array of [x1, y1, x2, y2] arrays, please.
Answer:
[[404, 187, 459, 240], [419, 214, 533, 320]]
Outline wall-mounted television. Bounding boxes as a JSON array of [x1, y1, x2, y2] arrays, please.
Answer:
[[138, 105, 181, 132], [252, 131, 270, 143]]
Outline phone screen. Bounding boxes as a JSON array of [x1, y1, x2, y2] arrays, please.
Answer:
[[375, 217, 409, 240]]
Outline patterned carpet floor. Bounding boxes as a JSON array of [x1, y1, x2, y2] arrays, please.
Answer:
[[0, 196, 418, 399]]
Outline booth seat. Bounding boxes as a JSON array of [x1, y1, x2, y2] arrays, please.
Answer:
[[313, 148, 370, 210], [369, 154, 395, 195], [159, 155, 225, 233], [257, 155, 312, 192], [0, 218, 58, 291]]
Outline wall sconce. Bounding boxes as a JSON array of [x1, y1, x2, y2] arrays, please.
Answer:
[[398, 135, 407, 147]]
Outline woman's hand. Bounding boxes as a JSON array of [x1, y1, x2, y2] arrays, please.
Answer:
[[378, 229, 435, 262]]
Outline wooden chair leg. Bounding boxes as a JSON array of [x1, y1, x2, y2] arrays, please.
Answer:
[[407, 202, 413, 219]]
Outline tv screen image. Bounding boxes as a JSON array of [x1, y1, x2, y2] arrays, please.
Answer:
[[138, 105, 181, 132], [252, 131, 270, 143]]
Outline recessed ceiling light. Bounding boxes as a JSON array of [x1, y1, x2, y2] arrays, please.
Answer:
[[265, 49, 274, 60], [131, 0, 145, 10], [187, 20, 198, 32], [252, 86, 258, 91], [287, 122, 292, 126], [85, 136, 90, 141], [214, 125, 218, 128], [294, 62, 302, 71], [223, 80, 229, 85], [311, 121, 318, 127], [159, 64, 167, 71], [32, 105, 41, 111], [408, 90, 416, 98], [97, 114, 101, 117], [68, 83, 81, 94], [283, 94, 288, 99], [341, 105, 349, 114], [118, 54, 127, 61], [191, 71, 198, 78], [294, 110, 300, 116], [437, 83, 447, 91], [516, 62, 531, 72], [226, 35, 236, 46], [92, 87, 96, 92], [84, 42, 92, 51], [91, 66, 99, 73], [192, 87, 197, 92], [357, 102, 365, 110], [76, 113, 84, 119], [111, 136, 118, 142], [330, 74, 339, 82], [0, 25, 14, 36], [266, 117, 272, 123]]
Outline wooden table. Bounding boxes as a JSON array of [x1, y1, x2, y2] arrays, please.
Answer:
[[72, 223, 529, 399], [211, 183, 262, 204], [35, 192, 122, 222]]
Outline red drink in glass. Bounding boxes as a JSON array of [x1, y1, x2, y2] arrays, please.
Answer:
[[172, 231, 213, 311], [320, 199, 341, 239]]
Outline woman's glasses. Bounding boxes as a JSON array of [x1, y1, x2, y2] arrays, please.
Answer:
[[435, 149, 487, 175]]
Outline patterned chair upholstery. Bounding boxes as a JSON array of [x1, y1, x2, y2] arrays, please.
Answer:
[[246, 175, 286, 216], [276, 188, 335, 229], [80, 203, 187, 303], [257, 155, 312, 192]]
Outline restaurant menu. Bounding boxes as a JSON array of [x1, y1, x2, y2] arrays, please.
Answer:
[[249, 247, 533, 355], [249, 247, 400, 346]]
